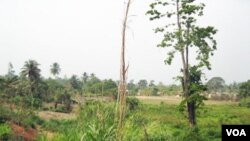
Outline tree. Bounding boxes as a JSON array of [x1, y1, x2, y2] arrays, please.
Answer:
[[179, 66, 207, 122], [103, 79, 118, 96], [82, 72, 89, 84], [21, 60, 41, 82], [147, 0, 217, 126], [239, 80, 250, 99], [127, 80, 138, 95], [138, 80, 148, 90], [90, 73, 95, 79], [149, 80, 155, 87], [69, 75, 82, 90], [50, 62, 61, 78], [6, 62, 15, 78], [207, 77, 225, 93], [20, 60, 41, 108], [117, 0, 132, 140]]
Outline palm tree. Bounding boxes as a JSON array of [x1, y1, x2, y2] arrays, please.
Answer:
[[21, 60, 41, 82], [50, 62, 61, 78], [21, 60, 41, 107], [82, 72, 88, 83]]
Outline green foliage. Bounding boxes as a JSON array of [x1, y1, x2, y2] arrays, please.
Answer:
[[50, 62, 61, 77], [82, 72, 89, 84], [69, 75, 82, 90], [177, 127, 206, 141], [36, 102, 250, 141], [126, 97, 140, 111], [146, 0, 217, 69], [238, 97, 250, 108], [179, 66, 207, 115], [42, 119, 75, 132], [147, 0, 217, 126], [207, 77, 225, 93], [20, 60, 41, 82], [138, 79, 148, 89], [127, 80, 138, 95], [41, 102, 116, 141], [239, 80, 250, 98], [54, 90, 72, 113], [23, 96, 43, 109], [0, 123, 12, 140], [0, 105, 44, 129], [102, 79, 118, 96]]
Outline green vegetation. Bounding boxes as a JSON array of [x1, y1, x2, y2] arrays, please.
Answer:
[[207, 77, 226, 93], [0, 1, 249, 140], [0, 124, 12, 140], [36, 101, 250, 141], [0, 59, 249, 140], [147, 0, 217, 126]]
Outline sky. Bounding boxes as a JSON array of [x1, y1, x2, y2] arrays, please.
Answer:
[[0, 0, 249, 85]]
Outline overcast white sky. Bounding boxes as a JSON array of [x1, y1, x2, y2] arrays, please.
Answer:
[[0, 0, 249, 84]]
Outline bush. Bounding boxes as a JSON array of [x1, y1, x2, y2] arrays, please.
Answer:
[[0, 106, 15, 124], [0, 123, 12, 140], [23, 97, 43, 109], [238, 97, 250, 108], [126, 97, 140, 111]]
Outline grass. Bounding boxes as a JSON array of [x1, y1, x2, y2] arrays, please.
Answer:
[[36, 99, 250, 141], [135, 96, 238, 105]]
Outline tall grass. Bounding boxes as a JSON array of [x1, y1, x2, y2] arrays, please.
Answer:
[[39, 101, 250, 141], [40, 101, 116, 141]]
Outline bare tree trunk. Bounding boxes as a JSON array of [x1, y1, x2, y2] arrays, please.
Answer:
[[117, 0, 131, 140]]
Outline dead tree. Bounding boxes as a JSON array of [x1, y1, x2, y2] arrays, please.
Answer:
[[116, 0, 131, 140]]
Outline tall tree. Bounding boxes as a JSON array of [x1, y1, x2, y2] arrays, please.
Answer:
[[21, 60, 41, 83], [21, 60, 41, 107], [117, 0, 131, 140], [147, 0, 217, 126], [50, 62, 61, 78]]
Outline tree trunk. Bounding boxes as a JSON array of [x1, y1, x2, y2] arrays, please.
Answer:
[[176, 0, 195, 127], [187, 102, 196, 126], [54, 102, 58, 109], [117, 0, 131, 140]]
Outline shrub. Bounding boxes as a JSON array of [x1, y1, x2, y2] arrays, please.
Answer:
[[80, 102, 116, 141], [0, 123, 12, 140], [126, 97, 140, 111], [238, 97, 250, 108]]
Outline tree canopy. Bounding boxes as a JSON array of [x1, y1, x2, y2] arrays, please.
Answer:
[[206, 77, 225, 93]]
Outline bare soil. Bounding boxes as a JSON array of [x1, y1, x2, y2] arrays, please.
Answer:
[[38, 111, 76, 121], [11, 123, 37, 141]]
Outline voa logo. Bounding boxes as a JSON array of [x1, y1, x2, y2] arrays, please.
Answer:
[[226, 129, 246, 136]]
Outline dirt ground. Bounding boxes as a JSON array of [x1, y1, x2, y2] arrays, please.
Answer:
[[38, 111, 76, 121], [11, 123, 37, 141]]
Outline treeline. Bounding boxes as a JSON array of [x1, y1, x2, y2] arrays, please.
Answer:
[[0, 60, 119, 111], [0, 60, 182, 110], [0, 60, 249, 110]]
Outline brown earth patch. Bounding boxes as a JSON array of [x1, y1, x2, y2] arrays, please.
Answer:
[[11, 123, 37, 141]]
